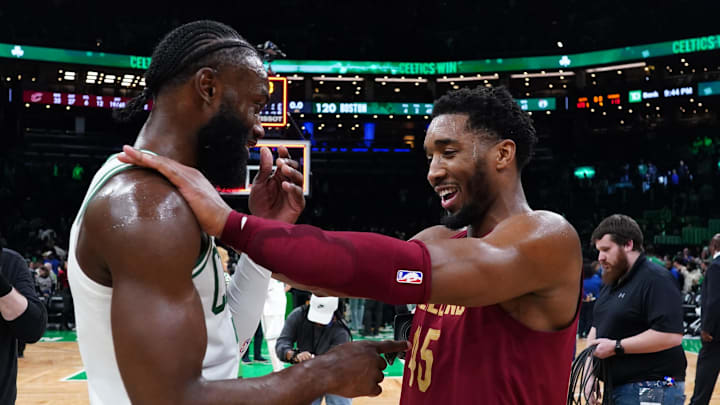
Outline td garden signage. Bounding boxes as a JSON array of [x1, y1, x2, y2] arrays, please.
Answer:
[[672, 35, 720, 55], [396, 62, 458, 75]]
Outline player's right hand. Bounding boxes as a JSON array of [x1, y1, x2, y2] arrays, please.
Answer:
[[321, 340, 409, 398]]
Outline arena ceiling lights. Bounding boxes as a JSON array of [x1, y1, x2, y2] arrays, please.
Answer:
[[311, 75, 362, 82], [373, 77, 429, 83], [585, 62, 647, 73], [510, 71, 576, 78], [436, 74, 499, 82]]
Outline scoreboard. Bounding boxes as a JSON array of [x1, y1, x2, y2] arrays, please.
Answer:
[[576, 93, 621, 109], [23, 90, 152, 110], [259, 77, 287, 127], [288, 98, 555, 115]]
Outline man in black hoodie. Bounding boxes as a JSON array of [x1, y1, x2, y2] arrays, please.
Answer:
[[0, 247, 48, 404]]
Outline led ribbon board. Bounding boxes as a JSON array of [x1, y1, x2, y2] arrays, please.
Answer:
[[628, 87, 694, 102], [2, 34, 718, 73], [22, 90, 152, 110], [217, 139, 311, 196], [1, 43, 150, 69], [289, 98, 554, 115], [260, 77, 287, 127]]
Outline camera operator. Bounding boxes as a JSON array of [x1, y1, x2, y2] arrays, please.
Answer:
[[1, 247, 48, 404], [277, 295, 352, 405]]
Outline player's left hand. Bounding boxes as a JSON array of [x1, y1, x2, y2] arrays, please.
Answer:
[[249, 146, 305, 224], [589, 338, 616, 359]]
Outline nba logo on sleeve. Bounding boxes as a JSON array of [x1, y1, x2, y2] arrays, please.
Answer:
[[396, 270, 423, 285]]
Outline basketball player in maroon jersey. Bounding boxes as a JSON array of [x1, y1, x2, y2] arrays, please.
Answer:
[[119, 86, 582, 404]]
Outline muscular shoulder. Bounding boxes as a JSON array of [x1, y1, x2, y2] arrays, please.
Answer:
[[410, 225, 463, 242], [82, 169, 202, 268], [493, 210, 581, 276], [497, 210, 579, 248]]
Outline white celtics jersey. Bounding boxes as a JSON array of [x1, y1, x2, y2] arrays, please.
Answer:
[[68, 154, 239, 405]]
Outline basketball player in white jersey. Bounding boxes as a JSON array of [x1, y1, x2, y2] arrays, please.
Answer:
[[68, 20, 404, 405]]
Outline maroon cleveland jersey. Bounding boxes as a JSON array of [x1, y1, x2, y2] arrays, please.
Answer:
[[400, 230, 579, 405]]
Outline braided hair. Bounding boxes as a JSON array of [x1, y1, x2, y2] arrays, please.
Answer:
[[115, 20, 259, 122]]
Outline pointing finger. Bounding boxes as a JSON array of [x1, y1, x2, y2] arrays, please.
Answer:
[[370, 340, 411, 354]]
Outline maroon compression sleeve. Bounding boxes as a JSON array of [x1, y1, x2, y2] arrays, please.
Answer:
[[221, 210, 431, 304]]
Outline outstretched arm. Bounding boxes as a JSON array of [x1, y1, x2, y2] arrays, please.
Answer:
[[118, 146, 581, 309], [222, 209, 579, 308]]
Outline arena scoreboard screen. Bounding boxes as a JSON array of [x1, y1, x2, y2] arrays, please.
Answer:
[[22, 90, 152, 110], [259, 77, 287, 127], [216, 139, 311, 197]]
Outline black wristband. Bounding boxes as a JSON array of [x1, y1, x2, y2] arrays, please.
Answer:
[[0, 272, 12, 298]]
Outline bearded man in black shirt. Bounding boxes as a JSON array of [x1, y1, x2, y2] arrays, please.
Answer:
[[585, 215, 687, 405]]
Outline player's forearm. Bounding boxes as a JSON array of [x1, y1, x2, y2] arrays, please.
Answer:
[[620, 329, 682, 354], [221, 210, 431, 304], [227, 254, 271, 352], [0, 288, 29, 321], [186, 356, 336, 405], [587, 327, 596, 341]]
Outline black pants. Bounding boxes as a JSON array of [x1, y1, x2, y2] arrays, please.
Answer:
[[242, 325, 264, 360], [578, 301, 595, 337], [690, 340, 720, 405], [363, 300, 383, 335]]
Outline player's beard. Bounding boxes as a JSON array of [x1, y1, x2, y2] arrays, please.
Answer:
[[196, 103, 251, 189], [601, 250, 630, 285], [441, 160, 492, 230]]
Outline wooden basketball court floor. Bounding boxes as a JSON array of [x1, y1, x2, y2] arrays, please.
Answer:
[[15, 338, 720, 404]]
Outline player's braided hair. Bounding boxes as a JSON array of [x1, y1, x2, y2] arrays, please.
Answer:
[[432, 86, 538, 169], [115, 20, 258, 122]]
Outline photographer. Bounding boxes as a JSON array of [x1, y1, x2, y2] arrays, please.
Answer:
[[277, 295, 352, 405], [1, 247, 48, 404]]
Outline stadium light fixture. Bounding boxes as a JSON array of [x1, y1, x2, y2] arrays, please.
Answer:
[[585, 62, 646, 73]]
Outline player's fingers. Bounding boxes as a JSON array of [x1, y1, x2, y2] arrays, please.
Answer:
[[254, 147, 273, 182], [370, 340, 411, 354], [119, 145, 188, 186], [281, 181, 305, 205], [369, 382, 382, 397], [376, 354, 388, 371], [277, 145, 290, 159], [281, 164, 304, 187], [284, 157, 300, 170]]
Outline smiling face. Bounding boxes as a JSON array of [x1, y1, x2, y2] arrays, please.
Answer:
[[424, 114, 496, 229], [195, 56, 269, 188]]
